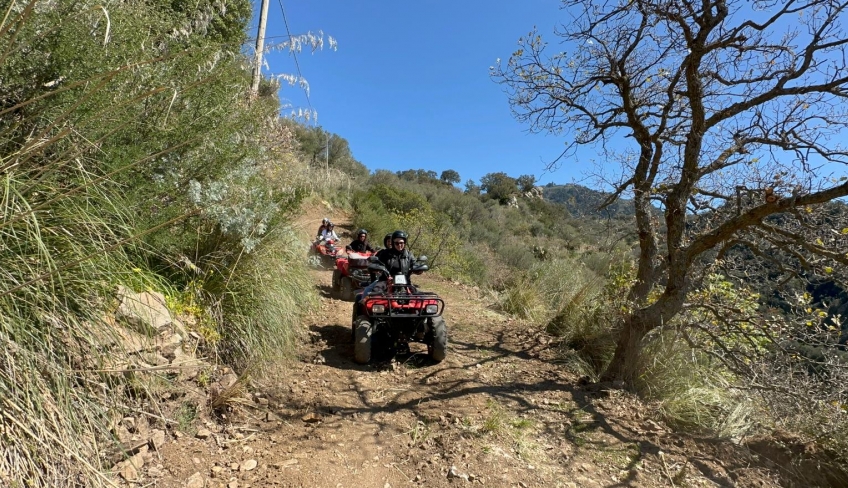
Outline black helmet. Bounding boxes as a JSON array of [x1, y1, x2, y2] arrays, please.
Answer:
[[383, 234, 392, 246], [322, 217, 330, 225], [391, 230, 408, 242], [357, 229, 368, 237], [327, 222, 335, 228]]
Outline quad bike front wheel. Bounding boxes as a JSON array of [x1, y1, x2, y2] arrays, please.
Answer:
[[428, 317, 448, 362], [353, 315, 373, 364]]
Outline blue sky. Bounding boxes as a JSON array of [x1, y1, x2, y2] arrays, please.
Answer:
[[250, 0, 589, 186]]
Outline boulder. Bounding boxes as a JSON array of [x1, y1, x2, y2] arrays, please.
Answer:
[[115, 286, 173, 334]]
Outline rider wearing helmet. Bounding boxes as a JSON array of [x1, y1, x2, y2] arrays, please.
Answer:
[[373, 230, 417, 284], [345, 229, 375, 253], [320, 222, 340, 242], [383, 233, 392, 250], [358, 229, 419, 301], [316, 217, 330, 239]]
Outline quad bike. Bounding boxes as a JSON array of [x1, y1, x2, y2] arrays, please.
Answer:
[[332, 251, 374, 301], [351, 256, 448, 364], [308, 239, 339, 268]]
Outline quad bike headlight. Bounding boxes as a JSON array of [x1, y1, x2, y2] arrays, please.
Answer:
[[425, 304, 438, 315], [371, 304, 386, 314]]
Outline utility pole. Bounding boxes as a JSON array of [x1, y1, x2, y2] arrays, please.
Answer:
[[251, 0, 270, 97]]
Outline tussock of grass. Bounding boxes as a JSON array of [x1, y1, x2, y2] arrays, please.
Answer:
[[216, 228, 319, 371], [499, 257, 624, 379], [500, 258, 598, 323], [635, 331, 754, 439], [0, 172, 140, 485]]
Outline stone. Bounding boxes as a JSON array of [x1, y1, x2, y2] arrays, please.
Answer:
[[185, 472, 205, 488], [196, 428, 212, 439], [149, 429, 166, 450], [121, 417, 137, 432], [240, 459, 258, 472], [114, 327, 151, 354], [301, 412, 322, 423], [115, 286, 173, 334], [117, 461, 138, 481], [159, 331, 183, 349], [272, 459, 298, 468]]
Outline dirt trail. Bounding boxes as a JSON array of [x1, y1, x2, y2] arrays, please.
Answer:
[[134, 208, 786, 488]]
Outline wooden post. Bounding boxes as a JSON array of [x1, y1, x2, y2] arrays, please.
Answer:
[[251, 0, 270, 97]]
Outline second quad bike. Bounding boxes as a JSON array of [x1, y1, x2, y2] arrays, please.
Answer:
[[332, 251, 374, 301], [351, 256, 448, 364], [308, 238, 339, 268]]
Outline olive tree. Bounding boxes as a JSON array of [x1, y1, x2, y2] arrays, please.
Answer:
[[493, 0, 848, 383]]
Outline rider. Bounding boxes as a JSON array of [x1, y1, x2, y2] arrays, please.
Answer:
[[320, 222, 340, 242], [367, 230, 421, 355], [382, 233, 392, 250], [316, 217, 330, 240], [345, 229, 376, 254], [372, 230, 417, 289]]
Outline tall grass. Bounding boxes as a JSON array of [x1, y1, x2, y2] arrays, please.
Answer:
[[499, 257, 600, 324], [498, 257, 622, 379], [634, 330, 754, 438], [0, 1, 319, 484], [0, 159, 141, 485], [214, 227, 319, 371]]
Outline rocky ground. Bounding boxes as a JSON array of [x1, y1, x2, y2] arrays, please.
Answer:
[[105, 207, 817, 488]]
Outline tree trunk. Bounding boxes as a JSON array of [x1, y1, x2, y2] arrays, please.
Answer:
[[600, 312, 650, 384], [601, 285, 687, 385]]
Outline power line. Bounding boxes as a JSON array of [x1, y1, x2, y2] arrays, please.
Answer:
[[276, 0, 313, 116]]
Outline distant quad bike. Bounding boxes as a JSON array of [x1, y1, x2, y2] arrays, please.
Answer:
[[332, 251, 374, 301], [308, 239, 339, 268], [352, 256, 447, 364]]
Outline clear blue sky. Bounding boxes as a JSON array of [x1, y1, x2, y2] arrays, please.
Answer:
[[250, 0, 589, 186]]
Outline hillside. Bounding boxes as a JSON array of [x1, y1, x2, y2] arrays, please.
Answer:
[[542, 184, 635, 219], [102, 207, 838, 488]]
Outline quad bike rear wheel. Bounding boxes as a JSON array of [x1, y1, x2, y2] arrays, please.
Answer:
[[353, 315, 372, 364], [331, 270, 342, 299], [341, 277, 354, 301], [428, 317, 448, 362]]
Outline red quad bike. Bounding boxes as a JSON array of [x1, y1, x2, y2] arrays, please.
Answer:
[[332, 251, 374, 301], [308, 239, 339, 268], [352, 256, 448, 364]]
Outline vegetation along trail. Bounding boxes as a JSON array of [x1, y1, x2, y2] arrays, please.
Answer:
[[134, 213, 788, 488]]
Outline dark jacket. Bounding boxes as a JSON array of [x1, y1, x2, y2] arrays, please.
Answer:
[[375, 248, 415, 281], [346, 239, 375, 253]]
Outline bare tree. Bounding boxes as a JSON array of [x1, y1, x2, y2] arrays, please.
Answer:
[[493, 0, 848, 383]]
